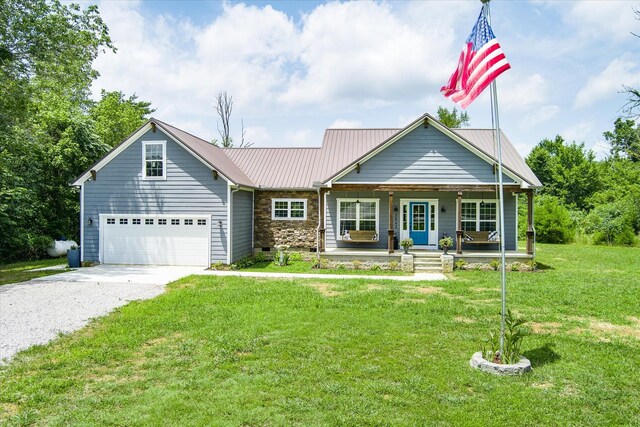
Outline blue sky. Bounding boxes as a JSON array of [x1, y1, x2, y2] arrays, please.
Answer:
[[90, 0, 640, 158]]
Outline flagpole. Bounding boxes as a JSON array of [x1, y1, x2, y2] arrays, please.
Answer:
[[484, 0, 508, 358]]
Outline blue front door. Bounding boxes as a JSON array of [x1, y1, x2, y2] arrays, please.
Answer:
[[409, 202, 429, 245]]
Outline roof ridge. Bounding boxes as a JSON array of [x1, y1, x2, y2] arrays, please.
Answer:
[[222, 147, 321, 150]]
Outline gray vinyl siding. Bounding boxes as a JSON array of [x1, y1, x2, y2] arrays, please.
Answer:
[[82, 129, 228, 263], [325, 191, 517, 251], [336, 126, 516, 185], [232, 190, 253, 262]]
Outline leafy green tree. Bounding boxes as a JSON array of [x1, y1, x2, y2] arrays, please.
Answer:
[[533, 195, 576, 244], [603, 117, 640, 162], [583, 201, 637, 246], [526, 136, 600, 210], [0, 0, 113, 261], [90, 90, 155, 147], [436, 106, 470, 128]]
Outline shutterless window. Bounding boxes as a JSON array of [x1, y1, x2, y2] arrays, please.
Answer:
[[143, 141, 166, 179], [197, 219, 206, 225], [145, 218, 154, 225], [158, 219, 167, 225], [338, 199, 379, 236], [461, 201, 497, 232], [107, 218, 115, 225], [271, 199, 307, 220], [184, 219, 193, 225], [132, 218, 141, 225], [119, 218, 128, 225], [171, 219, 180, 225]]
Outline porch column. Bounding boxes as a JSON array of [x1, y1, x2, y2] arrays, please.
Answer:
[[456, 191, 463, 255], [526, 190, 534, 255], [388, 191, 394, 254], [319, 188, 325, 252]]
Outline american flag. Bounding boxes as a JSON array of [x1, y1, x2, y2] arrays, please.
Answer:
[[441, 5, 510, 109]]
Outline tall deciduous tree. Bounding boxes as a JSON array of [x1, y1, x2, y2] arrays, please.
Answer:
[[212, 91, 252, 147], [436, 106, 470, 128], [526, 136, 600, 210], [603, 117, 640, 162], [0, 0, 113, 261], [90, 90, 155, 147]]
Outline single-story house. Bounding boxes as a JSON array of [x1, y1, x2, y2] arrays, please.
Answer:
[[72, 113, 541, 267]]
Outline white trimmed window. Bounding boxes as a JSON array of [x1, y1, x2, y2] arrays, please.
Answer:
[[337, 198, 379, 236], [142, 141, 166, 179], [461, 200, 497, 232], [271, 199, 307, 220]]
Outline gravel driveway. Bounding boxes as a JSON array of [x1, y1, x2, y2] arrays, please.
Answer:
[[0, 265, 202, 362]]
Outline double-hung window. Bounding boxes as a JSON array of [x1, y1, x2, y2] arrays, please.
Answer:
[[337, 199, 379, 236], [143, 141, 166, 180], [461, 200, 497, 232], [271, 199, 307, 220]]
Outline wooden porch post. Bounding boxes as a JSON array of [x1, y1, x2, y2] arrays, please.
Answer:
[[456, 191, 463, 255], [388, 191, 394, 254], [526, 190, 534, 255], [318, 188, 325, 253]]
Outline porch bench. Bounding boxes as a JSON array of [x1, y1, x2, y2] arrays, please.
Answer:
[[463, 231, 500, 244], [342, 230, 379, 242]]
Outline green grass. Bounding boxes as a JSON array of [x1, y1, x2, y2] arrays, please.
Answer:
[[241, 260, 409, 276], [1, 244, 639, 425], [0, 258, 69, 286]]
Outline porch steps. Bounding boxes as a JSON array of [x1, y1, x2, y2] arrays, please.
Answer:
[[412, 252, 443, 273]]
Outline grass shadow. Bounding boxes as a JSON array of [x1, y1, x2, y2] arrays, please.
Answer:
[[523, 342, 561, 367], [535, 262, 554, 271]]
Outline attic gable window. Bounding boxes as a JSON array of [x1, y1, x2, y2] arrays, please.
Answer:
[[143, 141, 166, 180], [272, 199, 307, 220]]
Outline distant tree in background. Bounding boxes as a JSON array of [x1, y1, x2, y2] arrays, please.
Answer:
[[526, 136, 600, 210], [212, 91, 252, 148], [603, 118, 640, 162], [90, 90, 155, 147], [436, 106, 470, 128], [622, 8, 640, 119]]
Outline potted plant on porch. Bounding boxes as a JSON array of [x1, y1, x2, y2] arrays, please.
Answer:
[[400, 238, 414, 254], [439, 236, 453, 254]]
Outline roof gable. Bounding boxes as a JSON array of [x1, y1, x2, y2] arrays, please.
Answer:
[[334, 124, 518, 185], [323, 114, 541, 188], [72, 118, 255, 187]]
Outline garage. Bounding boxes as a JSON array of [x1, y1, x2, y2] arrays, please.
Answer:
[[99, 214, 210, 266]]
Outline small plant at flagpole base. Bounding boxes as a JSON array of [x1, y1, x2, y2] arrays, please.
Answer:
[[471, 309, 531, 375]]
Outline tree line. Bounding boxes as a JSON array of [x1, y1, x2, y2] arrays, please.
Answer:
[[522, 117, 640, 246], [0, 1, 153, 262]]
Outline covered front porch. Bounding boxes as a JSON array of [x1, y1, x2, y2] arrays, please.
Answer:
[[317, 184, 535, 257]]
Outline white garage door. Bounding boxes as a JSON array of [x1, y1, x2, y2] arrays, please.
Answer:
[[100, 214, 210, 266]]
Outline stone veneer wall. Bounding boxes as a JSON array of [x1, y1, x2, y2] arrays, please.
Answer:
[[254, 190, 318, 250]]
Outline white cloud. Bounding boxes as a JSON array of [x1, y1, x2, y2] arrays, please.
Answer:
[[574, 56, 639, 109], [243, 126, 272, 146], [499, 74, 549, 111], [284, 129, 314, 147], [521, 105, 560, 128], [329, 119, 362, 129], [562, 121, 592, 143], [565, 1, 638, 42], [278, 1, 457, 107]]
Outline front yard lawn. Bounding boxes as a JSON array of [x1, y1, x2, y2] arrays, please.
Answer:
[[1, 244, 639, 425], [0, 258, 69, 286]]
